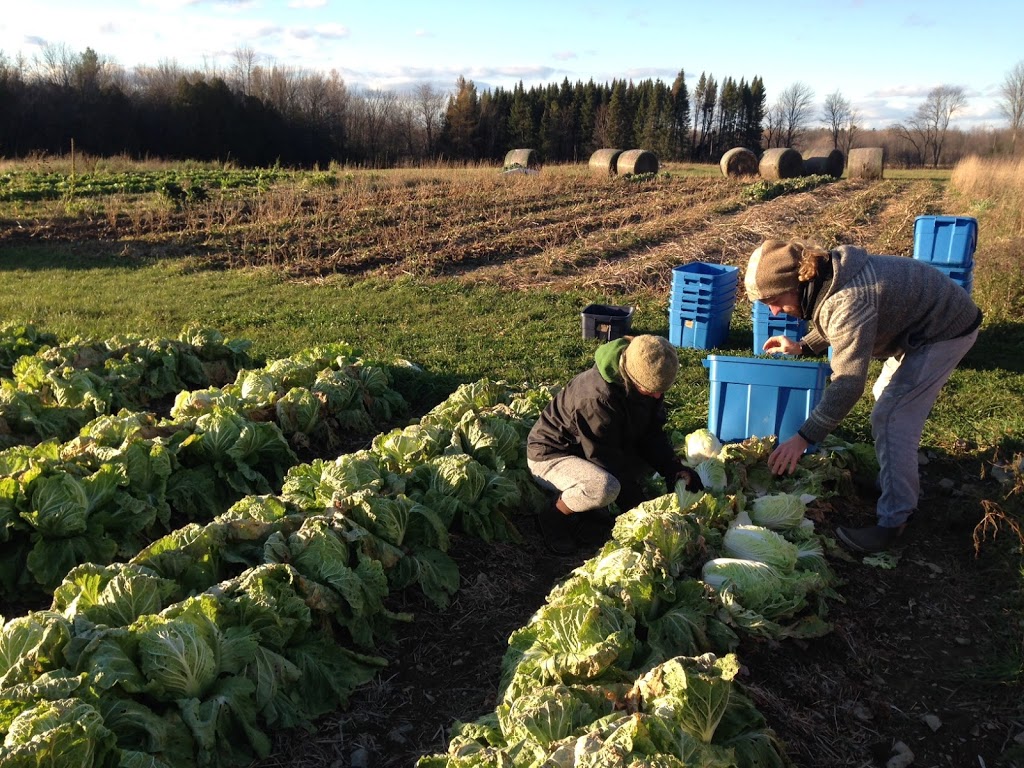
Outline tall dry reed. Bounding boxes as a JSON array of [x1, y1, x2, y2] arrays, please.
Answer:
[[948, 155, 1024, 321]]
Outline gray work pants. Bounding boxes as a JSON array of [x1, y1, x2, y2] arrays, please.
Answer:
[[527, 456, 620, 513], [870, 328, 979, 528]]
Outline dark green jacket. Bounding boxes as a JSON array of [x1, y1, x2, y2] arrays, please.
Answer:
[[526, 338, 682, 482]]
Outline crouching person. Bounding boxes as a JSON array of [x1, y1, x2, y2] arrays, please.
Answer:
[[526, 334, 702, 554]]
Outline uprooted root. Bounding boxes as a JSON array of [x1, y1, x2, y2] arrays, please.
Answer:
[[973, 498, 1024, 557]]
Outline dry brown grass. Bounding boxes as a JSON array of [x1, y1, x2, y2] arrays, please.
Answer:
[[948, 155, 1024, 321]]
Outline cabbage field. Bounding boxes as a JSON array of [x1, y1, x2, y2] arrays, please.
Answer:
[[0, 159, 1022, 768]]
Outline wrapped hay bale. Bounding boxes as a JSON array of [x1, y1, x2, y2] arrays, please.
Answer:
[[720, 147, 759, 178], [589, 148, 624, 175], [617, 149, 659, 175], [504, 148, 539, 170], [847, 147, 885, 179], [801, 149, 845, 178], [759, 147, 803, 180]]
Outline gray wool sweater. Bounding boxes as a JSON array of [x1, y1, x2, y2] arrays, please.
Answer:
[[797, 245, 981, 444]]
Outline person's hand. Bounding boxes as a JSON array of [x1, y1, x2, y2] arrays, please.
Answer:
[[675, 467, 704, 492], [767, 433, 810, 475], [763, 335, 802, 356]]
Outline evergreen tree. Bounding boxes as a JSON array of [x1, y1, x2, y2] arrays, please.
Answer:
[[715, 77, 741, 158], [441, 76, 480, 160], [742, 76, 767, 150], [606, 79, 633, 148], [507, 81, 534, 148], [669, 69, 690, 161]]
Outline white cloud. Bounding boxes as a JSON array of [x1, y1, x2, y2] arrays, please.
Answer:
[[552, 51, 576, 61]]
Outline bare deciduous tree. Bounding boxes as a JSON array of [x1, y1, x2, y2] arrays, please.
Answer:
[[776, 81, 815, 148], [35, 43, 76, 88], [411, 83, 447, 158], [895, 84, 967, 167], [822, 90, 853, 150], [130, 59, 190, 101], [998, 60, 1024, 155], [230, 46, 260, 96]]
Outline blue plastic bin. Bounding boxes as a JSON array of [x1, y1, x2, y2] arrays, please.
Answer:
[[703, 355, 830, 443], [671, 290, 737, 316], [670, 308, 733, 349], [671, 262, 739, 294], [928, 263, 973, 294], [913, 216, 977, 266]]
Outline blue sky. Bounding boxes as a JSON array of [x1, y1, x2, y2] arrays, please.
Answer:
[[1, 0, 1018, 130]]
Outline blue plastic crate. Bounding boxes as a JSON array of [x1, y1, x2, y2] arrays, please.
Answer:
[[702, 355, 830, 444], [913, 215, 977, 266], [752, 301, 806, 354], [670, 291, 737, 316], [671, 262, 740, 293], [669, 308, 733, 350], [927, 263, 974, 294]]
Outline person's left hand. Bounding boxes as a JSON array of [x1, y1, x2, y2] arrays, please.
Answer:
[[767, 434, 810, 475], [675, 467, 704, 492]]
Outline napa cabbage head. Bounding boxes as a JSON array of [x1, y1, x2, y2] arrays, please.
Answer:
[[723, 525, 799, 571], [1, 698, 117, 766], [749, 493, 806, 530], [684, 428, 723, 465], [135, 615, 218, 699], [694, 458, 727, 490], [701, 557, 785, 612], [275, 387, 321, 435]]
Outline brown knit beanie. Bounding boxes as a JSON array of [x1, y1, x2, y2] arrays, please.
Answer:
[[621, 335, 679, 394], [744, 239, 805, 302]]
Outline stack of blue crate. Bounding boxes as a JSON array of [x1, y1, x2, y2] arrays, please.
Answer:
[[912, 215, 977, 293], [668, 262, 739, 349], [751, 301, 806, 355]]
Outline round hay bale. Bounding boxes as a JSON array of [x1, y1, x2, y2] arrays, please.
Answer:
[[847, 147, 885, 179], [801, 149, 845, 178], [588, 148, 624, 176], [758, 147, 803, 180], [504, 148, 539, 169], [617, 149, 659, 175], [720, 147, 759, 178]]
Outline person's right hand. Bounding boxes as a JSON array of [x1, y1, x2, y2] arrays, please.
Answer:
[[763, 335, 802, 356]]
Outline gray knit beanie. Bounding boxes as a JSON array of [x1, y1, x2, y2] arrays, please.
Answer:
[[744, 239, 806, 301], [621, 335, 679, 394]]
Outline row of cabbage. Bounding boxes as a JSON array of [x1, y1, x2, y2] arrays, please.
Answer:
[[0, 379, 557, 767], [418, 430, 878, 767], [0, 334, 419, 602], [0, 325, 253, 448]]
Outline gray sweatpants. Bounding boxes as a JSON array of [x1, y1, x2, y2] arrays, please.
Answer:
[[870, 328, 979, 528], [527, 456, 620, 513]]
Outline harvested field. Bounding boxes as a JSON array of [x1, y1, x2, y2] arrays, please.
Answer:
[[1, 163, 1019, 768]]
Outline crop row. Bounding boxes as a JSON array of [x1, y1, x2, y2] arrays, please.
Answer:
[[0, 322, 877, 766], [0, 168, 289, 203], [0, 327, 423, 603]]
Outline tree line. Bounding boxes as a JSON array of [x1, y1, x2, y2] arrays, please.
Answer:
[[0, 44, 1021, 168], [0, 45, 768, 166]]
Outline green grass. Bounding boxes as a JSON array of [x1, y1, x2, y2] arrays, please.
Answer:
[[3, 242, 1022, 457]]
